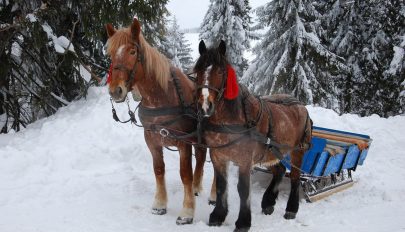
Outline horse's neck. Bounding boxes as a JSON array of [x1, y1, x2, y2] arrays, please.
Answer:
[[210, 99, 245, 124], [211, 92, 261, 125], [137, 67, 193, 108]]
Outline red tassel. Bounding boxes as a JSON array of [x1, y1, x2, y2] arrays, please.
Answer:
[[107, 63, 113, 84], [224, 64, 239, 100]]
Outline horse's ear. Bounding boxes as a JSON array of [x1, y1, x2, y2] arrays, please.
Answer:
[[131, 18, 141, 42], [106, 24, 116, 38], [218, 40, 226, 56], [199, 40, 207, 55]]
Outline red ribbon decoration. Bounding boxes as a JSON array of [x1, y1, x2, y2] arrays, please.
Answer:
[[224, 64, 239, 100], [106, 63, 113, 84]]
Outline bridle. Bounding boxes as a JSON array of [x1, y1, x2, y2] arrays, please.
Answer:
[[112, 42, 144, 89], [109, 41, 144, 126], [196, 65, 227, 103]]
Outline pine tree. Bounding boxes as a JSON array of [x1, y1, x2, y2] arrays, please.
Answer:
[[199, 0, 253, 77], [325, 0, 405, 116], [166, 16, 194, 72], [242, 0, 347, 111], [0, 0, 170, 133]]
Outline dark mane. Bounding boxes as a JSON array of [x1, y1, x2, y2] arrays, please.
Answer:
[[194, 47, 227, 72]]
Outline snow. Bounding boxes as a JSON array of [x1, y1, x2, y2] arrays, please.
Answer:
[[11, 41, 22, 58], [56, 36, 75, 53], [41, 24, 75, 54], [0, 87, 405, 232], [387, 46, 404, 75], [26, 14, 37, 22], [79, 65, 92, 82]]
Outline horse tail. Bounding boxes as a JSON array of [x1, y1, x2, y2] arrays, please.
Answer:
[[301, 110, 313, 149]]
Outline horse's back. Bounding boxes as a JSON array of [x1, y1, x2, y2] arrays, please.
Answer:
[[262, 94, 309, 144], [262, 94, 303, 106]]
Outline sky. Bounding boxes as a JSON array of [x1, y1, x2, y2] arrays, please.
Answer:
[[167, 0, 268, 29], [167, 0, 210, 29]]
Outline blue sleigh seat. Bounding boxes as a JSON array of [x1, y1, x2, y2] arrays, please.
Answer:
[[281, 126, 372, 177]]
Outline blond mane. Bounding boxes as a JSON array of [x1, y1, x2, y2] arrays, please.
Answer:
[[106, 27, 171, 91]]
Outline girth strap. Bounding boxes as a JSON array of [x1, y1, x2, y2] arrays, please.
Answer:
[[138, 105, 184, 117]]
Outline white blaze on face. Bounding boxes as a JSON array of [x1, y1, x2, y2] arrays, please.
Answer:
[[116, 45, 126, 59], [202, 65, 212, 113]]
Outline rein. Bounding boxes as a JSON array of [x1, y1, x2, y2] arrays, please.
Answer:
[[110, 96, 143, 127]]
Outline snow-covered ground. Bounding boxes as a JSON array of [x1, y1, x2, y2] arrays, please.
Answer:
[[0, 87, 404, 232]]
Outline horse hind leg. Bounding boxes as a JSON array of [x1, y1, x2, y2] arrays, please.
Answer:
[[176, 144, 195, 225], [261, 162, 285, 215], [284, 150, 304, 220], [192, 146, 206, 196], [234, 164, 252, 232]]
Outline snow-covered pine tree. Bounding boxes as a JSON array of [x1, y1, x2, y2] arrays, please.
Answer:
[[356, 0, 405, 116], [199, 0, 253, 77], [242, 0, 347, 111], [0, 0, 170, 133], [166, 16, 194, 72], [325, 0, 405, 116], [321, 0, 359, 113]]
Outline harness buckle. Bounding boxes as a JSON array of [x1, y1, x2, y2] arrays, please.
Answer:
[[160, 128, 170, 137]]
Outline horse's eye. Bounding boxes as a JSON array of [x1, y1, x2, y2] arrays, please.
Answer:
[[129, 49, 136, 55]]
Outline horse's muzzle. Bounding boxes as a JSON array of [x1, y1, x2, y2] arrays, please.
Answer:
[[203, 102, 215, 117], [109, 86, 126, 103]]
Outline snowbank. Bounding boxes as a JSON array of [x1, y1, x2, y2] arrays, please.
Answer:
[[0, 87, 404, 232]]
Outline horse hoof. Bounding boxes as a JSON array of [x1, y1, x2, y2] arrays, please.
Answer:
[[234, 227, 250, 232], [208, 200, 216, 206], [176, 216, 193, 225], [262, 206, 274, 215], [283, 211, 296, 220], [208, 221, 222, 227], [151, 208, 167, 215]]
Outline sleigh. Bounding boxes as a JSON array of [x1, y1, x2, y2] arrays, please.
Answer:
[[254, 126, 372, 202]]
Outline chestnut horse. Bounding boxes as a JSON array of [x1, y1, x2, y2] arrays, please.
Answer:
[[106, 18, 215, 225], [194, 40, 312, 231]]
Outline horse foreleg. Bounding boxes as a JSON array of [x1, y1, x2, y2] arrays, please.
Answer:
[[208, 170, 217, 205], [261, 162, 285, 215], [209, 154, 228, 226], [284, 150, 304, 220], [235, 164, 252, 231], [193, 146, 206, 196], [176, 144, 195, 225], [149, 146, 167, 215]]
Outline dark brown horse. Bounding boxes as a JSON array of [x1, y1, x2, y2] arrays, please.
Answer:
[[106, 18, 215, 225], [194, 40, 312, 231]]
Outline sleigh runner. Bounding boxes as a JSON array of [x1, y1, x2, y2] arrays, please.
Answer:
[[254, 126, 372, 202]]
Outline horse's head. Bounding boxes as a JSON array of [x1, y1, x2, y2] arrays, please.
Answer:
[[194, 40, 238, 117], [106, 18, 144, 103]]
